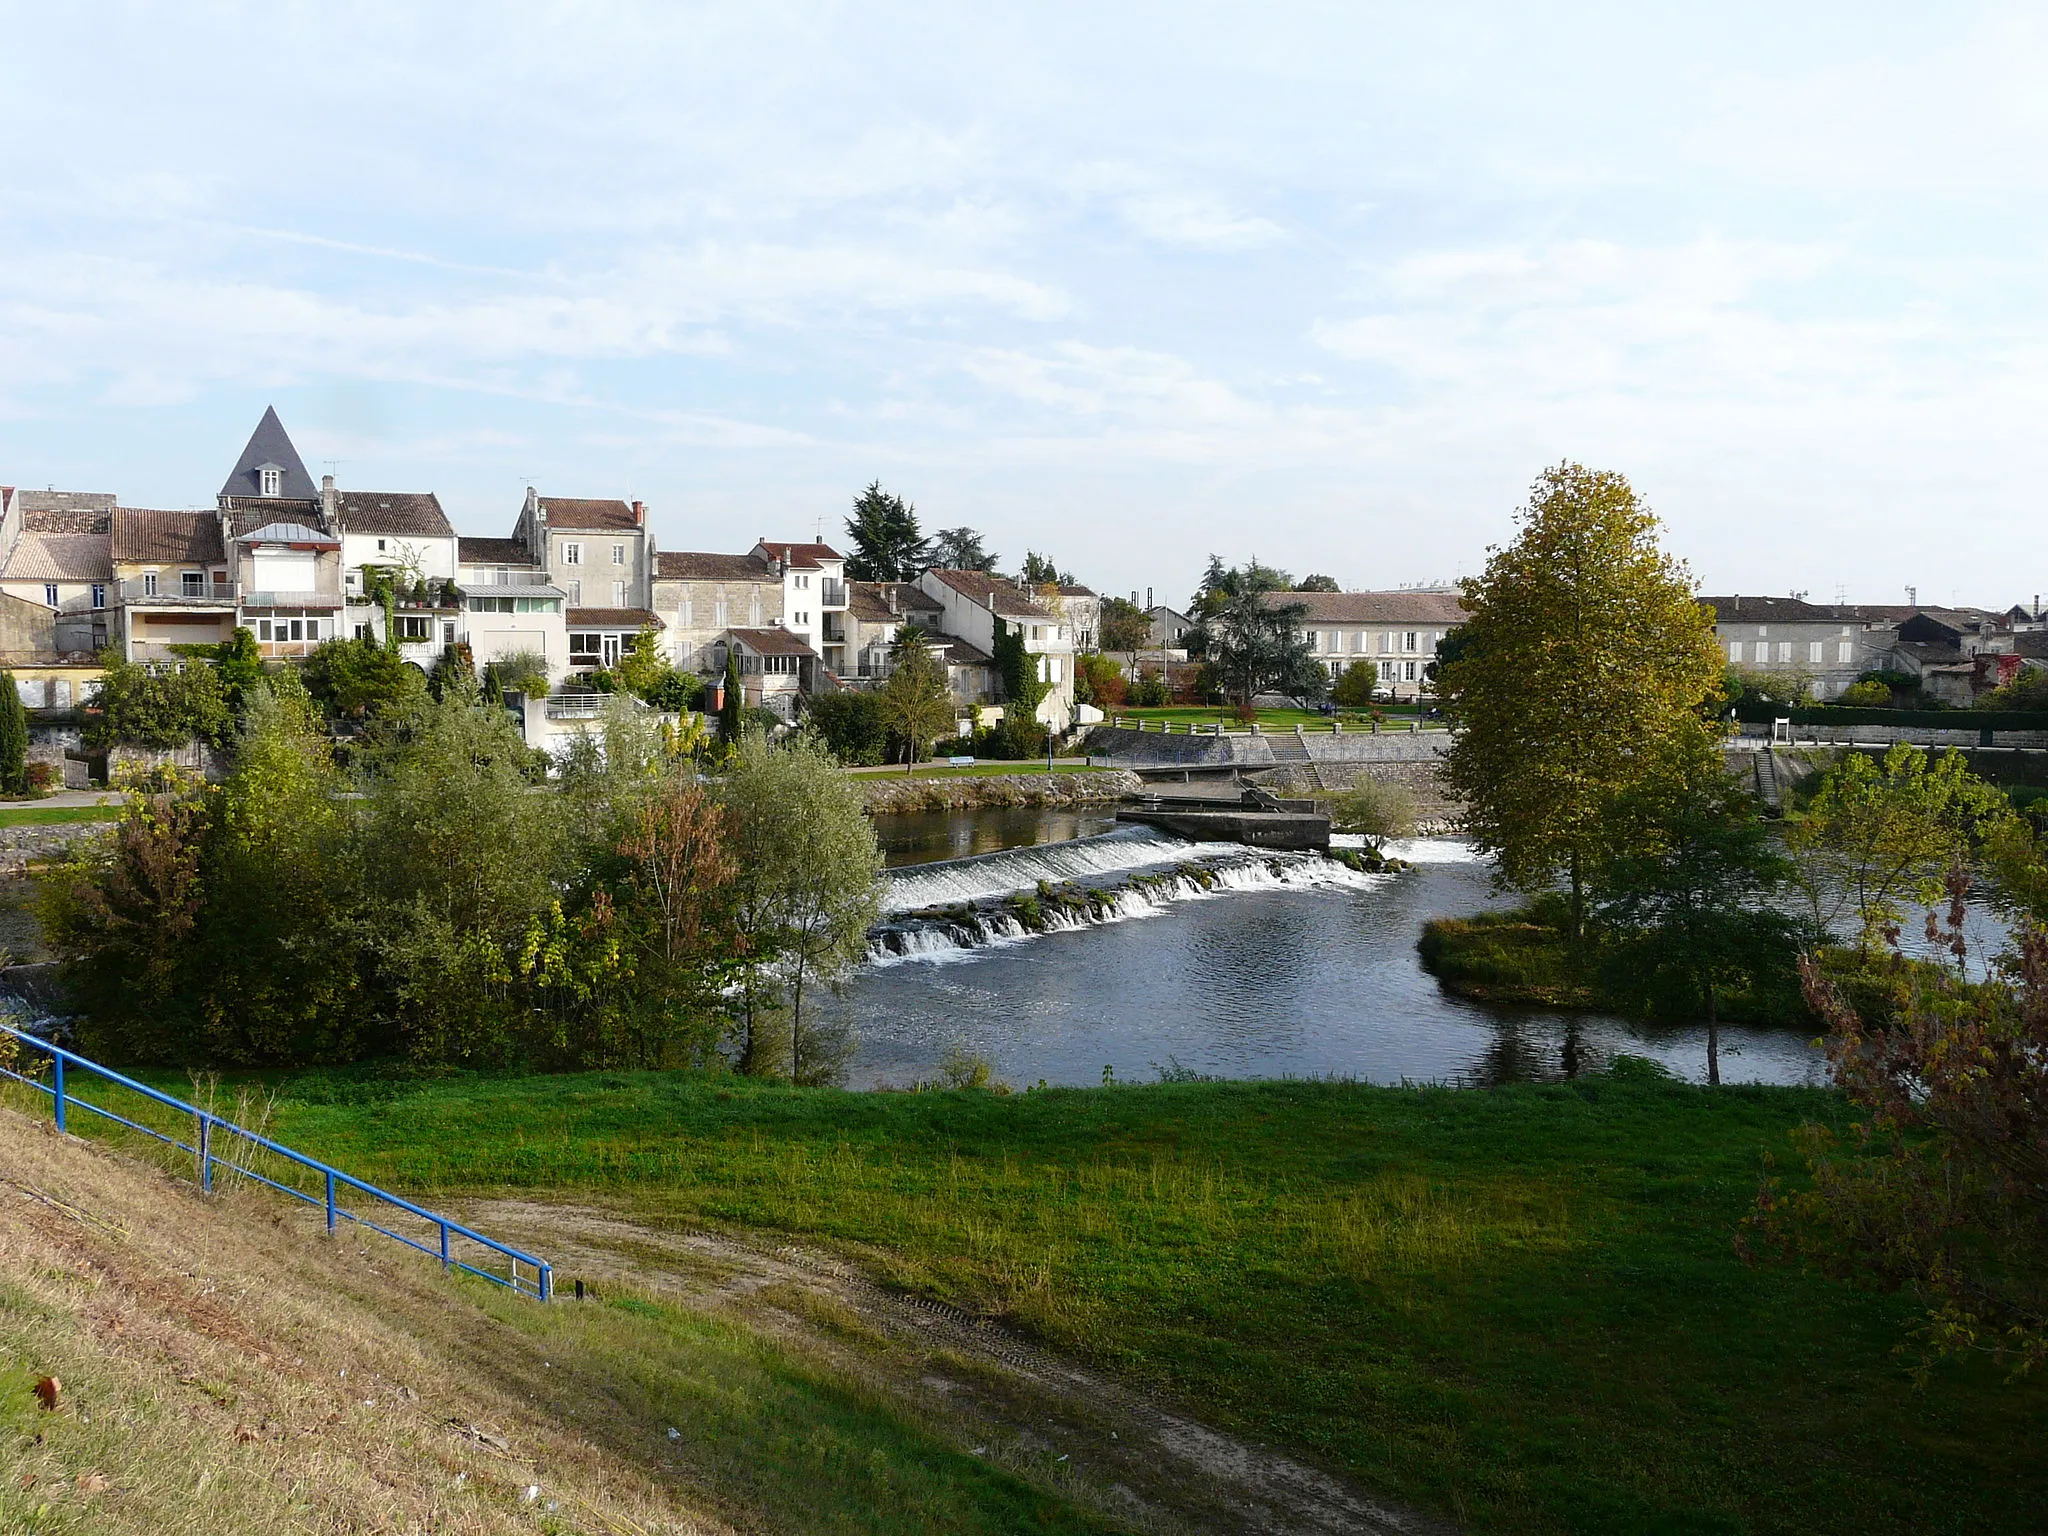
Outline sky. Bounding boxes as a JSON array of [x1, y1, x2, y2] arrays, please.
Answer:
[[2, 2, 2045, 611]]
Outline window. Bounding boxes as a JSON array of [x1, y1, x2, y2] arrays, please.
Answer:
[[570, 632, 601, 661], [1756, 624, 1768, 638], [90, 584, 105, 610], [794, 611, 808, 626], [260, 467, 281, 496], [305, 619, 319, 642], [567, 579, 582, 605], [611, 581, 626, 607], [181, 571, 204, 596], [1404, 660, 1418, 682], [1402, 631, 1418, 652], [355, 624, 372, 641], [763, 654, 799, 675], [1808, 641, 1824, 663], [1837, 641, 1853, 663], [42, 583, 57, 607], [376, 539, 387, 553], [519, 597, 557, 614], [1777, 641, 1792, 663], [561, 542, 582, 565], [143, 571, 158, 597], [714, 598, 728, 625], [612, 544, 626, 566], [1728, 641, 1743, 663], [680, 596, 694, 626], [676, 640, 693, 663], [396, 615, 432, 641], [470, 596, 514, 613], [444, 621, 457, 644], [795, 573, 810, 589]]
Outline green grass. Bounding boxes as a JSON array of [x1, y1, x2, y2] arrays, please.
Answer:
[[94, 1067, 2042, 1536], [849, 761, 1115, 779], [0, 804, 117, 827]]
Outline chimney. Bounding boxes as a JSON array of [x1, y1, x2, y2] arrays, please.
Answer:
[[632, 499, 645, 527], [321, 474, 336, 523], [1146, 586, 1154, 610], [885, 585, 898, 616]]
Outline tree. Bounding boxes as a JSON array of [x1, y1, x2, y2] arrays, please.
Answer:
[[1295, 573, 1341, 593], [209, 627, 265, 714], [0, 672, 27, 796], [84, 654, 234, 751], [1099, 597, 1150, 662], [1192, 588, 1326, 713], [1330, 776, 1417, 852], [1331, 661, 1379, 708], [1788, 744, 2008, 953], [930, 527, 997, 573], [1835, 679, 1892, 707], [992, 618, 1048, 728], [1020, 551, 1072, 586], [1191, 555, 1291, 620], [1594, 763, 1804, 1084], [805, 690, 889, 766], [614, 626, 670, 700], [844, 481, 929, 582], [1746, 907, 2048, 1381], [485, 649, 551, 700], [721, 733, 883, 1083], [878, 630, 955, 768], [301, 636, 420, 722], [1438, 463, 1724, 939], [1074, 651, 1126, 709], [1981, 667, 2048, 711], [718, 652, 744, 742]]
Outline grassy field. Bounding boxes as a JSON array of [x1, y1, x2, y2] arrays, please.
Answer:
[[0, 804, 118, 827], [62, 1066, 2037, 1536], [1110, 705, 1434, 730]]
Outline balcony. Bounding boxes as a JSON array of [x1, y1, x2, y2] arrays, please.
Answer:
[[822, 614, 847, 643], [820, 579, 847, 609], [118, 577, 237, 607], [546, 691, 606, 721]]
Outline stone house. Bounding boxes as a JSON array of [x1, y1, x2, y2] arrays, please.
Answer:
[[916, 567, 1077, 729], [1263, 590, 1469, 700], [839, 580, 999, 713]]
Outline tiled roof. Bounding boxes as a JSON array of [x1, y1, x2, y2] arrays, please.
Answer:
[[566, 607, 663, 630], [541, 497, 639, 531], [657, 550, 776, 582], [458, 536, 537, 565], [1, 532, 112, 583], [846, 580, 942, 623], [755, 540, 842, 570], [23, 507, 111, 535], [112, 508, 225, 566], [728, 626, 817, 657], [1055, 583, 1097, 598], [931, 632, 994, 666], [1265, 590, 1469, 626], [337, 491, 453, 539], [219, 406, 319, 502], [925, 568, 1055, 620], [18, 490, 115, 515]]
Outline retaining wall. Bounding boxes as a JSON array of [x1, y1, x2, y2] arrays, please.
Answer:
[[861, 769, 1143, 815]]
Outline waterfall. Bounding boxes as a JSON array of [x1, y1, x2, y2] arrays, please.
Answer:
[[870, 846, 1384, 966], [883, 825, 1244, 914]]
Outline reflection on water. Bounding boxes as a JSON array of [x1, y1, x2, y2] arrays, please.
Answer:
[[835, 838, 1831, 1090], [874, 805, 1120, 868]]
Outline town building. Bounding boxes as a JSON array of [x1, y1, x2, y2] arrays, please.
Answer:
[[1266, 590, 1470, 700], [916, 568, 1077, 728], [839, 580, 999, 713]]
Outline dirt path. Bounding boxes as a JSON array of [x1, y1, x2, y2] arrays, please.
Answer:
[[455, 1198, 1456, 1536]]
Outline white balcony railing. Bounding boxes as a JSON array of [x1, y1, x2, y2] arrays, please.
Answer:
[[118, 577, 237, 606]]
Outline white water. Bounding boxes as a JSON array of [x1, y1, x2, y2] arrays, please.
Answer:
[[871, 847, 1384, 965], [1334, 835, 1489, 865], [883, 825, 1246, 913]]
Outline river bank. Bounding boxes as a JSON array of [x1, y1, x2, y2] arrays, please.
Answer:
[[858, 767, 1141, 814]]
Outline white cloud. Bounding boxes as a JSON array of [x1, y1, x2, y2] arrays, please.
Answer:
[[1120, 195, 1286, 251]]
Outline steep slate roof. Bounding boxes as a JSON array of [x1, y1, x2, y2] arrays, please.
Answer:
[[23, 507, 112, 535], [566, 607, 663, 629], [755, 540, 842, 570], [541, 497, 638, 531], [1, 532, 112, 583], [112, 508, 226, 566], [1266, 590, 1469, 626], [458, 535, 538, 565], [657, 550, 776, 582], [336, 491, 453, 539], [925, 567, 1055, 620], [727, 626, 816, 657], [218, 406, 319, 502], [846, 580, 942, 623]]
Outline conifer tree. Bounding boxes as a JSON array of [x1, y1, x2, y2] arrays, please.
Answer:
[[0, 671, 27, 796]]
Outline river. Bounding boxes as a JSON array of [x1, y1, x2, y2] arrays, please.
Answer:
[[832, 814, 1834, 1090]]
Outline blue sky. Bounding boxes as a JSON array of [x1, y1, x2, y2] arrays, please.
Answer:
[[2, 2, 2044, 609]]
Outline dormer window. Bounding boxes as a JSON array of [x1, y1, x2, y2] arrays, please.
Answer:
[[261, 467, 282, 497]]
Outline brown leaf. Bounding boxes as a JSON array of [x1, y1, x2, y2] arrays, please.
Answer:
[[32, 1376, 60, 1411], [75, 1470, 108, 1494]]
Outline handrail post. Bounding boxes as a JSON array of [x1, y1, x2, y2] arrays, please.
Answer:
[[325, 1170, 337, 1232], [52, 1054, 66, 1134], [539, 1263, 553, 1303], [199, 1115, 213, 1193], [440, 1220, 451, 1272]]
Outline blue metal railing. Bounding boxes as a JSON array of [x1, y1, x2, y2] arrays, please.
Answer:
[[0, 1021, 551, 1302]]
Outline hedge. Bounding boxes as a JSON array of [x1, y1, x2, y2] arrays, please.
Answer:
[[1732, 703, 2048, 731]]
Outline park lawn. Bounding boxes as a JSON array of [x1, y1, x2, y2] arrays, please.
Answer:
[[0, 804, 117, 827], [847, 761, 1116, 779], [168, 1068, 2048, 1536]]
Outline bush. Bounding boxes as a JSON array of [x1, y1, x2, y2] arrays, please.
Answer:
[[805, 690, 889, 766], [24, 761, 58, 795], [1074, 652, 1126, 709], [968, 714, 1048, 761], [83, 654, 233, 750], [1835, 679, 1891, 707], [1129, 670, 1169, 707], [1331, 662, 1379, 708]]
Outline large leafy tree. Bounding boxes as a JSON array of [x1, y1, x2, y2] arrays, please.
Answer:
[[844, 481, 929, 582], [1789, 743, 2009, 952], [1191, 555, 1291, 620], [878, 630, 955, 768], [1192, 588, 1326, 712], [1099, 597, 1150, 660], [84, 654, 234, 750], [1019, 551, 1072, 586], [929, 526, 997, 573], [1439, 463, 1723, 937], [1295, 573, 1341, 593]]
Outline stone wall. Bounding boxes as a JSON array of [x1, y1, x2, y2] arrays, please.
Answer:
[[861, 769, 1142, 815], [0, 819, 109, 874], [1084, 722, 1453, 767]]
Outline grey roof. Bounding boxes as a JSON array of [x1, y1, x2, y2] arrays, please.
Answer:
[[237, 521, 338, 546], [462, 582, 567, 599], [925, 567, 1055, 620], [458, 536, 538, 565], [847, 580, 943, 622], [336, 491, 454, 539], [1263, 590, 1469, 626], [22, 506, 112, 535], [0, 532, 112, 583], [566, 607, 663, 630], [17, 490, 115, 515], [657, 550, 776, 582], [219, 406, 319, 502]]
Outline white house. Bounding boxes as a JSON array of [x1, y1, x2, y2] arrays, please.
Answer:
[[916, 567, 1077, 729]]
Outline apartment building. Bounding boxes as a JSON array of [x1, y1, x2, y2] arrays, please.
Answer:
[[1267, 590, 1469, 700], [917, 567, 1076, 728]]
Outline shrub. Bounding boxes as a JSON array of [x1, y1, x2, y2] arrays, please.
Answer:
[[1331, 662, 1379, 709], [24, 761, 58, 795], [805, 690, 889, 766], [1835, 678, 1891, 707], [1075, 652, 1126, 709], [1129, 669, 1169, 707], [84, 654, 233, 750], [1330, 776, 1417, 849]]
